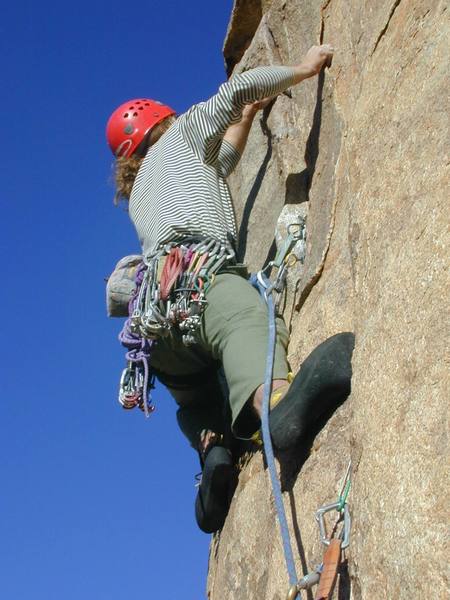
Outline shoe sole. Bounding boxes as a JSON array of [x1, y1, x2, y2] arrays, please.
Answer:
[[195, 448, 235, 533], [270, 332, 355, 451]]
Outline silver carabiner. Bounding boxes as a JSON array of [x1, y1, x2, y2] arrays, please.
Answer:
[[119, 363, 141, 409], [315, 501, 351, 549]]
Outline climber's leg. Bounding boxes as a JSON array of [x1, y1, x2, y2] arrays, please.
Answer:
[[150, 346, 237, 534], [199, 274, 354, 450], [148, 328, 225, 445], [165, 374, 237, 534], [269, 332, 355, 450], [198, 272, 290, 439], [194, 444, 236, 533], [151, 363, 229, 452]]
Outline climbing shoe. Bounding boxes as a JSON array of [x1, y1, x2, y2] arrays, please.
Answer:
[[195, 445, 236, 533], [269, 332, 355, 451]]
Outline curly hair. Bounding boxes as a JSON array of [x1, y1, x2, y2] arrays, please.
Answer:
[[113, 115, 176, 204], [113, 155, 143, 204]]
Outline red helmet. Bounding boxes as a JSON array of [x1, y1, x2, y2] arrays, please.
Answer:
[[106, 98, 176, 158]]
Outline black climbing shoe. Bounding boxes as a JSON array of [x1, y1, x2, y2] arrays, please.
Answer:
[[269, 332, 355, 451], [195, 446, 236, 533]]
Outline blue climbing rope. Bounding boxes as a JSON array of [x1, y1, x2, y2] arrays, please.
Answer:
[[252, 272, 299, 591]]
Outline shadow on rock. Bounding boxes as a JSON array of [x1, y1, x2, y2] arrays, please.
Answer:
[[338, 558, 351, 600], [284, 68, 326, 205], [288, 489, 315, 600], [278, 390, 352, 490], [237, 99, 276, 261]]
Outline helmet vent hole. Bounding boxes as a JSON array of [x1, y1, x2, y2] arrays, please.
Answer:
[[136, 101, 141, 104], [129, 106, 134, 110], [124, 112, 129, 118], [138, 106, 144, 110], [133, 112, 138, 117], [144, 103, 150, 106]]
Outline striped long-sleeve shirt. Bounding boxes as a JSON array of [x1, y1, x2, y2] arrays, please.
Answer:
[[129, 66, 295, 256]]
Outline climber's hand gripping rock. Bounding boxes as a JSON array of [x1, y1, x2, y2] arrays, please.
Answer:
[[293, 43, 334, 81]]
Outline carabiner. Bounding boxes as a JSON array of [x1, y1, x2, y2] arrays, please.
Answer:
[[316, 501, 351, 549]]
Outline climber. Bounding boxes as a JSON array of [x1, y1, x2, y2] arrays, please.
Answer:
[[106, 44, 354, 533]]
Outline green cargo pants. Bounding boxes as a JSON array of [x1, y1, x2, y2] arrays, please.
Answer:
[[148, 272, 290, 445]]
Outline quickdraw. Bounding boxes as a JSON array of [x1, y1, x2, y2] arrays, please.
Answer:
[[117, 238, 235, 414], [287, 462, 352, 600], [313, 461, 352, 600], [258, 221, 305, 308]]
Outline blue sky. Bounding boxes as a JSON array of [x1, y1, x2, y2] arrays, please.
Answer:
[[0, 2, 234, 598]]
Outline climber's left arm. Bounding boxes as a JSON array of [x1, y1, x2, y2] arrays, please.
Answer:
[[217, 99, 273, 177]]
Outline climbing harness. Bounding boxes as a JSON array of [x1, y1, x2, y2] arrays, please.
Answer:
[[117, 238, 235, 415], [254, 223, 353, 600], [131, 239, 233, 344], [111, 216, 351, 595]]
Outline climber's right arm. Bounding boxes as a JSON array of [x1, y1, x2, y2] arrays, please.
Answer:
[[178, 65, 294, 165], [290, 44, 334, 83], [178, 44, 333, 165]]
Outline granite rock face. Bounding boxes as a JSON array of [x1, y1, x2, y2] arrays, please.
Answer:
[[207, 1, 449, 599]]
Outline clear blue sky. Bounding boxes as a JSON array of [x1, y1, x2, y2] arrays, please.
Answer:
[[1, 2, 234, 598]]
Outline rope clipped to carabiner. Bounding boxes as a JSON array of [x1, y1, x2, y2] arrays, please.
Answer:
[[312, 461, 352, 600], [316, 461, 352, 550], [255, 271, 299, 596], [253, 221, 354, 600], [252, 222, 305, 598]]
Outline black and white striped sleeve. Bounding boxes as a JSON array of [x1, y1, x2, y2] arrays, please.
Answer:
[[216, 139, 241, 177], [179, 66, 295, 165]]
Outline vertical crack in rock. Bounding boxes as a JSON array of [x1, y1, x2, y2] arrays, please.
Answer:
[[319, 0, 334, 43], [237, 99, 276, 261], [265, 21, 283, 63], [372, 0, 403, 55], [295, 66, 342, 311], [291, 4, 343, 312], [303, 70, 326, 200], [295, 191, 338, 311]]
